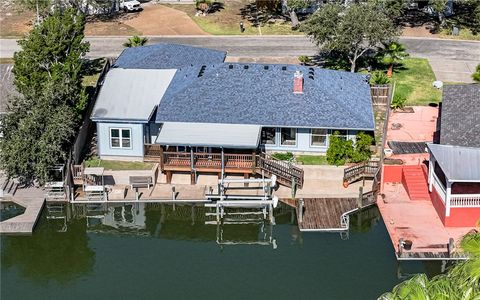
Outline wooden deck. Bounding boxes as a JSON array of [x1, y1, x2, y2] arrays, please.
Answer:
[[397, 251, 469, 261], [297, 198, 358, 231], [0, 186, 46, 234]]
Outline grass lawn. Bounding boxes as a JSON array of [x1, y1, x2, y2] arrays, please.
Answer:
[[439, 28, 480, 41], [165, 1, 299, 35], [85, 157, 153, 171], [392, 58, 442, 106], [296, 155, 328, 165]]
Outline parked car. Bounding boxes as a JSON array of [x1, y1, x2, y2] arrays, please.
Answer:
[[119, 0, 141, 12]]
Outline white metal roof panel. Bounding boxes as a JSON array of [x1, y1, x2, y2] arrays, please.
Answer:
[[427, 143, 480, 182], [155, 122, 261, 149], [91, 68, 176, 122]]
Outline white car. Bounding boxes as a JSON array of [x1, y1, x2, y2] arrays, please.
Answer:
[[119, 0, 141, 12]]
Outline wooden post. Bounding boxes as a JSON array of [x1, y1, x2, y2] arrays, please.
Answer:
[[166, 171, 172, 184], [190, 171, 196, 185], [244, 173, 249, 187], [159, 146, 164, 171], [221, 147, 225, 180], [357, 186, 363, 208]]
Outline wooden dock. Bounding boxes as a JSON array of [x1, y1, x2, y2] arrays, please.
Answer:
[[296, 198, 359, 231], [0, 186, 46, 234], [397, 251, 469, 261]]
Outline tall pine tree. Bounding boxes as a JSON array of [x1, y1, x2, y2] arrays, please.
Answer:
[[0, 9, 89, 184]]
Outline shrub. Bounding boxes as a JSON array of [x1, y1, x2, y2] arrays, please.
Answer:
[[298, 55, 312, 65], [271, 152, 294, 161], [391, 94, 406, 110], [369, 71, 390, 85], [326, 132, 354, 166], [473, 64, 480, 82], [350, 132, 373, 163]]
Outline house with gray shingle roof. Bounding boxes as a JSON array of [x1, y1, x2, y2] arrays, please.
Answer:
[[439, 84, 480, 148], [91, 44, 375, 163]]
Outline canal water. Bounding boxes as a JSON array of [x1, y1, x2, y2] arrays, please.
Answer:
[[1, 204, 441, 299]]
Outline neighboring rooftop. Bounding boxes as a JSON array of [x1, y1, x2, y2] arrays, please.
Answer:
[[91, 68, 176, 122], [440, 84, 480, 148], [427, 143, 480, 182], [113, 44, 226, 70], [156, 63, 375, 130], [0, 64, 17, 113]]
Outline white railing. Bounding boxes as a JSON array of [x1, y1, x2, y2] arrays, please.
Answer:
[[450, 194, 480, 208], [432, 173, 446, 204]]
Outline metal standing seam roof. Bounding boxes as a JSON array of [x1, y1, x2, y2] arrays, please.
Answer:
[[427, 143, 480, 182], [440, 84, 480, 148], [113, 44, 227, 70], [91, 68, 176, 122], [155, 122, 262, 149], [155, 63, 375, 130]]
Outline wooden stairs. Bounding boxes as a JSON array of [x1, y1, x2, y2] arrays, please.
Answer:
[[256, 153, 304, 189], [402, 165, 430, 201]]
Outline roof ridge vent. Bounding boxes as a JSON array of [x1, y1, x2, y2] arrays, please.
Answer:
[[198, 65, 207, 77]]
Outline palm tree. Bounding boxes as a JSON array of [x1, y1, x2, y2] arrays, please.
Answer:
[[379, 42, 409, 77], [123, 35, 149, 48], [378, 232, 480, 299]]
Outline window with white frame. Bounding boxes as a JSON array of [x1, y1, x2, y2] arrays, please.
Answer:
[[261, 127, 277, 145], [311, 129, 328, 146], [280, 128, 297, 146], [110, 128, 131, 149]]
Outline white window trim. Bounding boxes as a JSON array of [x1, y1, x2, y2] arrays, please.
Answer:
[[280, 128, 297, 147], [310, 129, 328, 148], [110, 127, 132, 149], [260, 127, 278, 146]]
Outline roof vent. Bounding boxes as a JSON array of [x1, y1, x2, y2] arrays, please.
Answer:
[[229, 64, 234, 69], [293, 70, 304, 94], [282, 66, 287, 71], [243, 65, 249, 70], [264, 65, 269, 70], [197, 65, 207, 77]]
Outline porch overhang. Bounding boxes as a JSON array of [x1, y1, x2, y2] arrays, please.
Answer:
[[427, 143, 480, 183], [155, 122, 261, 149]]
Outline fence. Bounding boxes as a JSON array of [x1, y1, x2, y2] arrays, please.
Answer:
[[370, 84, 391, 106]]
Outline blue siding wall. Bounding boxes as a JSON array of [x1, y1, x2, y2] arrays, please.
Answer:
[[263, 128, 359, 153], [97, 122, 144, 160]]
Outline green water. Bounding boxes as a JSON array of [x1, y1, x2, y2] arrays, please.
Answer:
[[1, 204, 441, 299]]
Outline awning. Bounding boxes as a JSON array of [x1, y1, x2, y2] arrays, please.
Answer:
[[427, 143, 480, 182], [156, 122, 261, 149]]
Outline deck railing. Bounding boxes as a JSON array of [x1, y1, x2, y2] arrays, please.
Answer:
[[450, 194, 480, 207], [343, 160, 380, 185], [432, 173, 446, 204], [257, 153, 304, 188]]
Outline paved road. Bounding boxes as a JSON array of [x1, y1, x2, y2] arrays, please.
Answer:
[[1, 36, 479, 82]]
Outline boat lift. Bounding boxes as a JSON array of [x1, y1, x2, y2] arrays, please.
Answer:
[[205, 174, 278, 224]]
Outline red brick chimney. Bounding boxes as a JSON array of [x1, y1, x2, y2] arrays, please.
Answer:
[[293, 70, 304, 94]]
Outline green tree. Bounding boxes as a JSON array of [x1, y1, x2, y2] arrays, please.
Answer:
[[369, 0, 407, 21], [351, 132, 373, 163], [473, 64, 480, 82], [123, 35, 149, 48], [0, 9, 89, 184], [378, 232, 480, 299], [326, 131, 354, 166], [378, 42, 409, 77], [301, 3, 398, 72]]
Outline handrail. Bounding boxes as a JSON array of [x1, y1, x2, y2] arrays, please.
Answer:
[[343, 160, 380, 184]]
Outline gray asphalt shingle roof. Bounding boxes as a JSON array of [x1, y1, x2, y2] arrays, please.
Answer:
[[155, 63, 375, 130], [113, 44, 226, 69], [440, 84, 480, 148]]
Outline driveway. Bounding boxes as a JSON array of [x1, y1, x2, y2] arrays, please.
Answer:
[[1, 36, 478, 83], [400, 37, 480, 83]]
